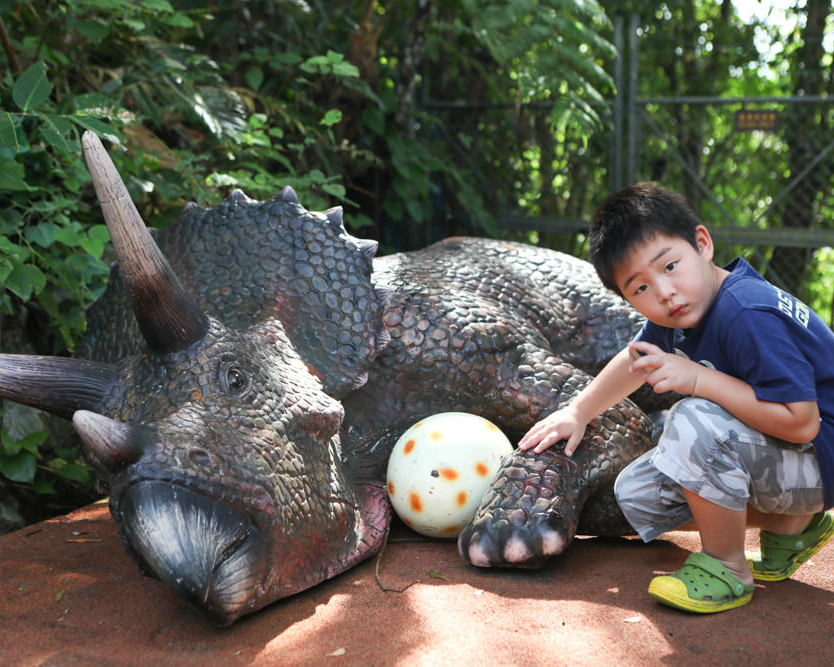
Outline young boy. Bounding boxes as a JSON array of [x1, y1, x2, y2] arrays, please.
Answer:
[[518, 182, 834, 613]]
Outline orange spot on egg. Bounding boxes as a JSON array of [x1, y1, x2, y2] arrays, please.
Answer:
[[475, 462, 489, 476], [441, 525, 460, 534], [403, 518, 413, 527], [439, 468, 458, 480], [457, 491, 468, 507], [486, 422, 499, 431], [387, 481, 395, 496], [404, 439, 416, 454], [409, 492, 423, 512], [430, 430, 443, 441]]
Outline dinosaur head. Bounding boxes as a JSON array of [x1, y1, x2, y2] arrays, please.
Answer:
[[74, 318, 374, 625], [0, 132, 391, 624]]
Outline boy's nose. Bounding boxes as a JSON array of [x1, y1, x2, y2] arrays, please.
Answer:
[[657, 280, 677, 301]]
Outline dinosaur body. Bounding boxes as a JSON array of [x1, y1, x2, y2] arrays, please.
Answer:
[[0, 133, 655, 625]]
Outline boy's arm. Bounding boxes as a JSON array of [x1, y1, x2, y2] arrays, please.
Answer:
[[518, 347, 646, 455], [630, 340, 821, 444]]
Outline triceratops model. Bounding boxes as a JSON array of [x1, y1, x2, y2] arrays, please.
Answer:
[[0, 132, 654, 625]]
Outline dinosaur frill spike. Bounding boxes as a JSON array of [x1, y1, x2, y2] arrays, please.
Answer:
[[375, 328, 392, 350], [281, 185, 299, 204], [325, 206, 343, 228], [226, 189, 252, 203], [178, 201, 205, 222], [354, 238, 378, 260], [73, 410, 146, 479], [0, 355, 118, 420], [82, 131, 209, 355], [374, 285, 395, 305]]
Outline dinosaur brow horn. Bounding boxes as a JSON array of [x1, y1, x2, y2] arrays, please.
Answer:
[[81, 131, 209, 354], [0, 354, 118, 419]]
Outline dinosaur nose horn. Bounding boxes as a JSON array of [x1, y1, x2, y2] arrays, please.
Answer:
[[81, 131, 209, 354], [72, 410, 145, 478]]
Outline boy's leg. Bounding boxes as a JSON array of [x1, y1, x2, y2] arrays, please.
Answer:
[[615, 397, 825, 611], [746, 505, 814, 535], [616, 397, 824, 539], [683, 488, 751, 584]]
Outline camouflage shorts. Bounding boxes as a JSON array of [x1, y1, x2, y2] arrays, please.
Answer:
[[614, 397, 824, 542]]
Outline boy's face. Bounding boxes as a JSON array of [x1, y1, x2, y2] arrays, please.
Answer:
[[612, 225, 725, 330]]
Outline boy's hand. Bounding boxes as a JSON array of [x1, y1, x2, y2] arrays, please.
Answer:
[[517, 406, 587, 456], [628, 341, 700, 395]]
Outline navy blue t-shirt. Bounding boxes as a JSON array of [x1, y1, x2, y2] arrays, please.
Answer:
[[635, 257, 834, 509]]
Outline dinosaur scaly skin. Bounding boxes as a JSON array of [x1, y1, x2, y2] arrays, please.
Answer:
[[0, 133, 656, 625]]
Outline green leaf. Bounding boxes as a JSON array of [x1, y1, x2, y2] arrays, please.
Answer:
[[0, 258, 13, 284], [76, 19, 111, 41], [0, 451, 37, 483], [13, 61, 53, 112], [51, 461, 91, 483], [245, 66, 264, 91], [321, 183, 346, 199], [68, 118, 124, 146], [32, 479, 57, 495], [0, 157, 32, 191], [320, 109, 342, 127], [5, 263, 47, 301], [0, 112, 20, 151], [25, 222, 59, 248], [36, 113, 71, 154], [73, 93, 114, 113], [160, 12, 194, 28], [79, 233, 105, 259], [14, 431, 47, 455], [142, 0, 174, 10]]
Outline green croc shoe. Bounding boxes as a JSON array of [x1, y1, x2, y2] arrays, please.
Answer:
[[648, 552, 755, 614], [748, 511, 834, 582]]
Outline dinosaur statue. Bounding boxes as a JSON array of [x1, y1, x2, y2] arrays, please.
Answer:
[[0, 132, 655, 625]]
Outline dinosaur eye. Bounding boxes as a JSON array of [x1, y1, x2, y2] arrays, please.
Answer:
[[222, 364, 249, 394]]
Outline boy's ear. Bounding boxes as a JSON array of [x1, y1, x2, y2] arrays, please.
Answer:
[[695, 225, 714, 260]]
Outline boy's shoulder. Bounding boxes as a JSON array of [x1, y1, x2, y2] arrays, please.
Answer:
[[717, 258, 827, 335], [718, 258, 786, 308]]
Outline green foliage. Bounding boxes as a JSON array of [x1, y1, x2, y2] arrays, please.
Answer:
[[0, 409, 92, 494], [0, 59, 116, 350], [462, 0, 615, 135]]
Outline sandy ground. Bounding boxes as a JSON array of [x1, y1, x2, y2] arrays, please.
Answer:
[[1, 501, 833, 666]]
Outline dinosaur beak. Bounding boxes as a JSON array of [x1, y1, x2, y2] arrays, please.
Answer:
[[115, 480, 268, 625]]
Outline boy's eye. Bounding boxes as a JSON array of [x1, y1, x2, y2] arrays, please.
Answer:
[[664, 261, 677, 273], [634, 284, 647, 295]]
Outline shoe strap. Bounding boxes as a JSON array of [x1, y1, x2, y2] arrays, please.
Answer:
[[686, 552, 748, 596]]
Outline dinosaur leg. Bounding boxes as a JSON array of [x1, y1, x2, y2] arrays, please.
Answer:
[[456, 345, 651, 567]]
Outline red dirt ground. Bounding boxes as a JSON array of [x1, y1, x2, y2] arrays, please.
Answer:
[[1, 501, 833, 666]]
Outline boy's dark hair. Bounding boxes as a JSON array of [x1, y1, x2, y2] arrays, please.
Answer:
[[588, 182, 701, 294]]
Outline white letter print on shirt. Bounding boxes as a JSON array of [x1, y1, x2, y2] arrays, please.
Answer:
[[774, 286, 810, 328]]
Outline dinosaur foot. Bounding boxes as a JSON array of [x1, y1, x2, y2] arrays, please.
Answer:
[[457, 449, 586, 568]]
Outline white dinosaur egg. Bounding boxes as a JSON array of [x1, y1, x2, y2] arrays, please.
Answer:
[[386, 412, 513, 538]]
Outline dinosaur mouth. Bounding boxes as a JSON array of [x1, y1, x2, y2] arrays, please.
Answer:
[[117, 481, 268, 625]]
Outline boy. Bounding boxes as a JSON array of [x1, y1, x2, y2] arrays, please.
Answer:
[[518, 182, 834, 613]]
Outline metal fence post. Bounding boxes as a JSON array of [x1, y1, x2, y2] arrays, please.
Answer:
[[612, 15, 624, 191], [626, 13, 640, 186]]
